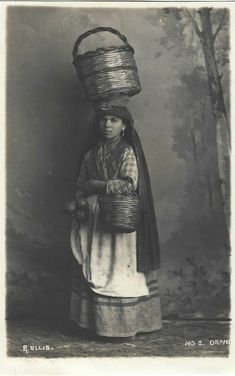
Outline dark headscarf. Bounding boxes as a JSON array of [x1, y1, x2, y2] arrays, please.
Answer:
[[80, 106, 161, 272]]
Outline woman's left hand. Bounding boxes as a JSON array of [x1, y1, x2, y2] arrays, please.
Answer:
[[83, 180, 106, 195]]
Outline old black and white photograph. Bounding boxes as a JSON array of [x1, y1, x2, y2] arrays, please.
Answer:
[[1, 0, 234, 374]]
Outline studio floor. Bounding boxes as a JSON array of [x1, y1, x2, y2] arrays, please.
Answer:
[[6, 319, 230, 358]]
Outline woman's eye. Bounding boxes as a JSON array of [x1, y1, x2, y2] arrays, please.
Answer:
[[111, 117, 118, 122]]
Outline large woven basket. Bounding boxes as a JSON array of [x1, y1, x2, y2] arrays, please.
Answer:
[[98, 194, 140, 233], [72, 27, 141, 101]]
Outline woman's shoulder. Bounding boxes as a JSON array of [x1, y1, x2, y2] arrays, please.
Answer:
[[121, 143, 136, 160], [122, 141, 134, 153]]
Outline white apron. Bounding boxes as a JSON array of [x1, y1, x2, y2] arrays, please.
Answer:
[[71, 195, 149, 298]]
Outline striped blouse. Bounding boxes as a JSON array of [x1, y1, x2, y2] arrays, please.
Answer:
[[76, 140, 138, 197]]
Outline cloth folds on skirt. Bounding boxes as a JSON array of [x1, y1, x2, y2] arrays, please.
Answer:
[[70, 261, 162, 338]]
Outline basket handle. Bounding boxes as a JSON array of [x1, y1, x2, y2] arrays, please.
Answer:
[[72, 26, 134, 59]]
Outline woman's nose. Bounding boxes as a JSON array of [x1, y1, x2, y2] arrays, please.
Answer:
[[104, 120, 112, 128]]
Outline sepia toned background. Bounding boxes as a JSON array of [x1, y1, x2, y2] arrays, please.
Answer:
[[6, 6, 230, 320]]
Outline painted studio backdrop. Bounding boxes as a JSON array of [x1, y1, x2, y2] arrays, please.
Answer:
[[6, 6, 230, 319]]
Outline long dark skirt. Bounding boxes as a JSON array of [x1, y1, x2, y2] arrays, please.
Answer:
[[70, 261, 163, 338]]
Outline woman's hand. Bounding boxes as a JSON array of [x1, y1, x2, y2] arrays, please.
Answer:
[[63, 201, 76, 215], [83, 180, 106, 195]]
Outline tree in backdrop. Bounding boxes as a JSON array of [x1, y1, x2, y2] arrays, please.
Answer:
[[184, 8, 230, 231], [146, 8, 230, 318], [147, 7, 230, 260]]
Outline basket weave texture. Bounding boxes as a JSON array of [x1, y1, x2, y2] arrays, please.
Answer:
[[98, 194, 140, 233], [73, 27, 141, 100]]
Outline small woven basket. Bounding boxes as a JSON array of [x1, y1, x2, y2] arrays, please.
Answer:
[[98, 194, 140, 233], [72, 27, 141, 101]]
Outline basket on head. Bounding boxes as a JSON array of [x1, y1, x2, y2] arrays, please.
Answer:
[[98, 194, 140, 233], [72, 27, 141, 101]]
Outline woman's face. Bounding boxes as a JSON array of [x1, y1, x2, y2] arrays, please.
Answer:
[[98, 115, 125, 140]]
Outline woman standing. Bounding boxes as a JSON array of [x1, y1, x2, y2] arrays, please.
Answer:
[[70, 106, 162, 339]]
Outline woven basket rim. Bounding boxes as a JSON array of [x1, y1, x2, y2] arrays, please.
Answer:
[[87, 88, 141, 100], [73, 45, 133, 64], [98, 194, 139, 201]]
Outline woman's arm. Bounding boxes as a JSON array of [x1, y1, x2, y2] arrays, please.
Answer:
[[83, 180, 107, 195], [106, 148, 138, 195], [76, 153, 107, 196], [77, 148, 138, 196]]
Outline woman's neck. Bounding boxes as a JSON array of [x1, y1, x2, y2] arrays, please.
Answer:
[[101, 135, 122, 145]]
